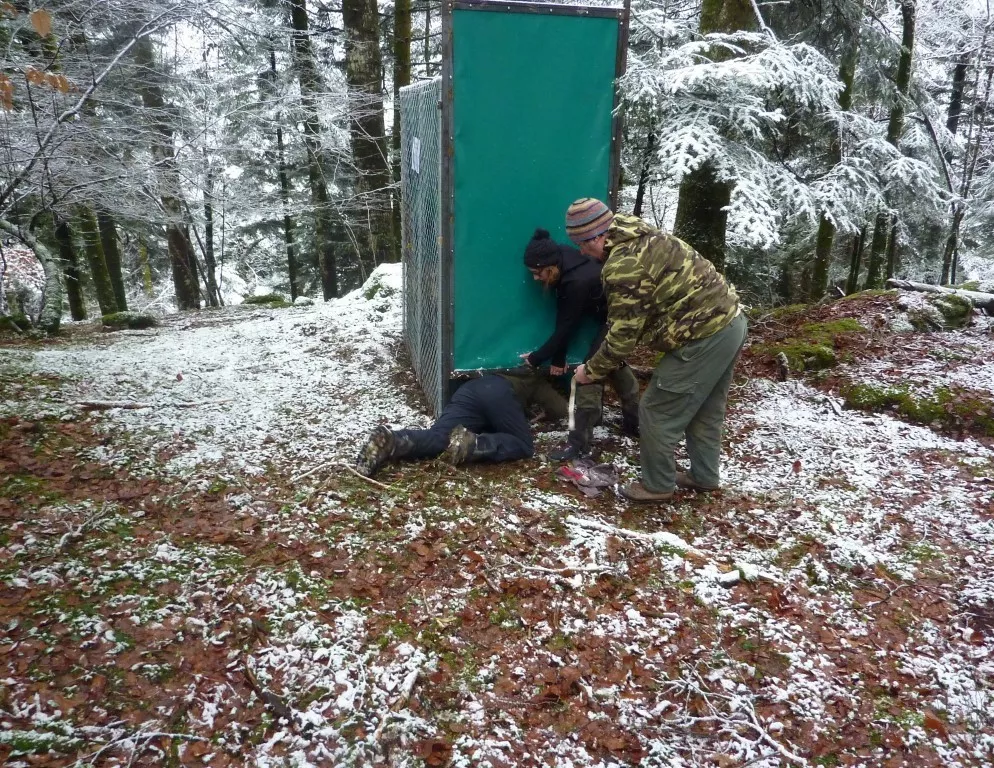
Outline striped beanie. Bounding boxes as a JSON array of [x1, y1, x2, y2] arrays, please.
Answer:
[[565, 198, 613, 244]]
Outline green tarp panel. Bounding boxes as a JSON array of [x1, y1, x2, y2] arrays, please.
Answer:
[[450, 4, 622, 372]]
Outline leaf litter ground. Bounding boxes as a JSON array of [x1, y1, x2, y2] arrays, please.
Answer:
[[1, 269, 993, 767]]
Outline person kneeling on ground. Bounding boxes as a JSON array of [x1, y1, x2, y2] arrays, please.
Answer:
[[520, 227, 641, 461], [356, 372, 567, 477]]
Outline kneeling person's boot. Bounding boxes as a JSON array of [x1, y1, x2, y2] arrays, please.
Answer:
[[446, 426, 499, 465], [356, 426, 414, 477], [549, 409, 596, 462]]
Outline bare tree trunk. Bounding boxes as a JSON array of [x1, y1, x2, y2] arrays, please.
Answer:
[[202, 165, 221, 307], [672, 0, 755, 272], [135, 37, 200, 310], [53, 214, 86, 320], [943, 62, 994, 284], [287, 0, 339, 300], [810, 33, 859, 301], [392, 0, 412, 264], [270, 49, 299, 302], [97, 211, 128, 311], [884, 215, 899, 279], [845, 226, 866, 295], [865, 0, 915, 289], [0, 218, 63, 334], [632, 129, 656, 219], [77, 207, 118, 315], [344, 0, 395, 267]]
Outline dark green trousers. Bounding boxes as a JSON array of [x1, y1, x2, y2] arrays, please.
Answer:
[[572, 364, 641, 419], [640, 312, 747, 492]]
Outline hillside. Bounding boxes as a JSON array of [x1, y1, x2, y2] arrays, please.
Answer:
[[1, 267, 993, 767]]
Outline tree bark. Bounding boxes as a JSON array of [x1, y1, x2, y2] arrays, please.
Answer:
[[76, 207, 118, 315], [343, 0, 395, 267], [672, 0, 755, 272], [270, 49, 299, 302], [845, 226, 866, 295], [810, 34, 860, 301], [943, 63, 994, 284], [202, 165, 221, 308], [886, 278, 994, 311], [53, 214, 86, 321], [287, 0, 339, 300], [134, 37, 199, 310], [633, 129, 657, 219], [946, 60, 968, 137], [865, 0, 915, 289], [392, 0, 411, 265], [97, 211, 128, 312], [0, 218, 63, 334]]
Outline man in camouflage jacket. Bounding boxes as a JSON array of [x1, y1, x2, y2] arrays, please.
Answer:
[[566, 198, 747, 503]]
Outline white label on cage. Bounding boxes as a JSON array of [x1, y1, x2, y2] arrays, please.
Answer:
[[411, 138, 421, 174]]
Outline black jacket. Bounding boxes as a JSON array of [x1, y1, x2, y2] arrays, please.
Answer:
[[527, 246, 606, 368]]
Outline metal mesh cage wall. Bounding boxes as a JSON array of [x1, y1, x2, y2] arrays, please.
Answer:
[[399, 77, 445, 416]]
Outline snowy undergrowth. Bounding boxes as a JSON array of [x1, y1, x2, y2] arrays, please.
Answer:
[[3, 276, 994, 766], [0, 264, 426, 477]]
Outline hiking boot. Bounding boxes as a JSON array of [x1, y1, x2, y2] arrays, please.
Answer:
[[549, 409, 595, 462], [621, 482, 675, 503], [620, 403, 640, 438], [675, 471, 719, 492], [549, 441, 589, 462], [446, 426, 478, 465], [356, 425, 395, 477]]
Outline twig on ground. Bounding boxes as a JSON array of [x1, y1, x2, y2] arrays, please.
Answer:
[[76, 399, 230, 411], [73, 725, 208, 768], [57, 502, 112, 551], [373, 665, 423, 744], [244, 660, 295, 725], [338, 462, 395, 490]]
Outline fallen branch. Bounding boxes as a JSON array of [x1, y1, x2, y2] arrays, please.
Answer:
[[886, 278, 994, 312], [373, 665, 423, 744], [243, 661, 295, 725], [77, 399, 231, 411], [73, 724, 208, 768], [58, 502, 113, 551], [565, 515, 703, 558]]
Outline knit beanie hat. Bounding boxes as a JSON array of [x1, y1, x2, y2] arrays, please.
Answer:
[[523, 228, 561, 269], [565, 198, 613, 244]]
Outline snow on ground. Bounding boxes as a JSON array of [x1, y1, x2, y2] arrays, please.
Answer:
[[0, 264, 427, 476], [3, 277, 994, 766]]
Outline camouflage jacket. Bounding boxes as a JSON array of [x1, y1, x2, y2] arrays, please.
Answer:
[[585, 214, 740, 381]]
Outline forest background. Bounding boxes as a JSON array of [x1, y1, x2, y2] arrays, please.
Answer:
[[1, 0, 993, 332]]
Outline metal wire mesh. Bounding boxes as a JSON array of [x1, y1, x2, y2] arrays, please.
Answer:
[[399, 77, 445, 416]]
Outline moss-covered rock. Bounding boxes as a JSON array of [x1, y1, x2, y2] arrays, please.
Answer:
[[243, 293, 290, 308], [0, 313, 31, 334], [840, 382, 994, 437], [838, 289, 898, 302], [101, 311, 158, 330], [755, 317, 866, 373], [899, 292, 973, 331], [362, 273, 398, 302]]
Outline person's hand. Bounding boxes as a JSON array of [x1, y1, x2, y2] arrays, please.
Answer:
[[549, 364, 567, 376], [574, 364, 593, 385], [519, 353, 534, 367]]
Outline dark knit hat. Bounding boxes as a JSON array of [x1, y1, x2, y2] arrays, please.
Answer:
[[523, 228, 561, 269], [565, 198, 613, 244]]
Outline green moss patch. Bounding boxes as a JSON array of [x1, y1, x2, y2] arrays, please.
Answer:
[[243, 294, 290, 308], [102, 311, 158, 330], [754, 318, 867, 373], [841, 382, 994, 437], [0, 313, 31, 334]]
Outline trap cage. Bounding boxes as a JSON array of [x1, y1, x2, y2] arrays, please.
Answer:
[[400, 0, 629, 415]]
